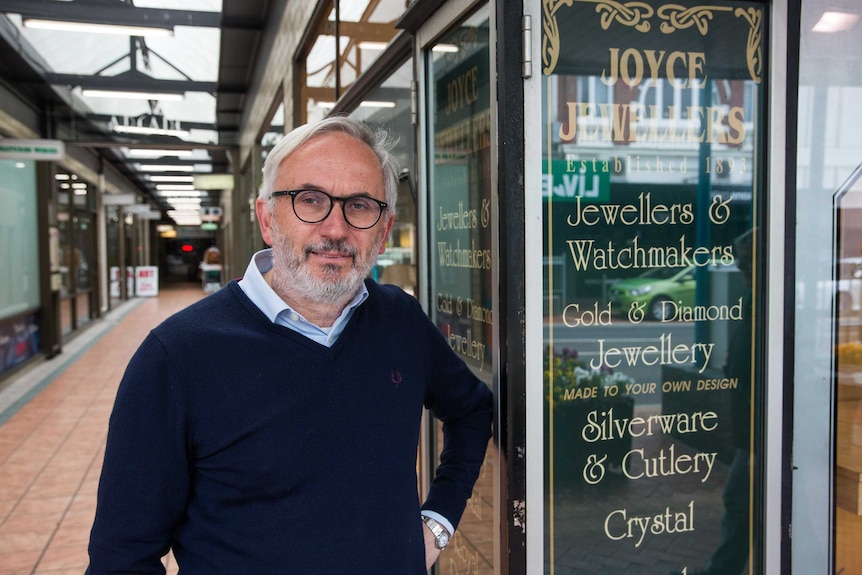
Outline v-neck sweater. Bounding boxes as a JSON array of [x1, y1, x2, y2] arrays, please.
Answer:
[[87, 280, 493, 574]]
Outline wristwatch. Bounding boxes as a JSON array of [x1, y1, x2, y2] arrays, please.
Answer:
[[421, 515, 451, 550]]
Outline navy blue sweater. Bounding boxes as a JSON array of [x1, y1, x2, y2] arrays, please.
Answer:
[[87, 280, 493, 574]]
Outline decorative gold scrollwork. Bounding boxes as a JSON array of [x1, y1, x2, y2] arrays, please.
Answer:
[[735, 7, 763, 84], [542, 0, 575, 76], [543, 0, 653, 75], [656, 4, 733, 35], [593, 1, 655, 32]]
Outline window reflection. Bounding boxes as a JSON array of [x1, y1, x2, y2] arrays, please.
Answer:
[[541, 2, 764, 573], [833, 165, 862, 574], [347, 59, 416, 293], [427, 7, 495, 574], [299, 0, 401, 124]]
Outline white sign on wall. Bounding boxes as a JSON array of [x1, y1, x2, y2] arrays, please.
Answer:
[[135, 266, 159, 297]]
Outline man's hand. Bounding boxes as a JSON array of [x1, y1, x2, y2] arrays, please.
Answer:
[[422, 521, 442, 570]]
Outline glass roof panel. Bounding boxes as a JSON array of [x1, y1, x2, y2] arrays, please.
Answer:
[[6, 0, 221, 130], [2, 0, 225, 226]]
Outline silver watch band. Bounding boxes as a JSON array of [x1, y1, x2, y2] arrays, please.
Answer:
[[422, 515, 451, 549]]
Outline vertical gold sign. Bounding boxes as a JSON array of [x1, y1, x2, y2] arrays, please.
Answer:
[[541, 1, 764, 574]]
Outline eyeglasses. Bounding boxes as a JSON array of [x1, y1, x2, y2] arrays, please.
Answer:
[[272, 189, 388, 230]]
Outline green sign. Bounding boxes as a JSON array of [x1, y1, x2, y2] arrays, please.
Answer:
[[0, 139, 65, 160], [543, 158, 611, 201]]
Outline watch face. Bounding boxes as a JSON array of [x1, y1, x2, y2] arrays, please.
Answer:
[[437, 532, 450, 549]]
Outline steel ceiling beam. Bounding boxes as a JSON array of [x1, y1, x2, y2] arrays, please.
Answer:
[[44, 71, 250, 95], [70, 140, 230, 151], [46, 71, 214, 93], [0, 0, 221, 29]]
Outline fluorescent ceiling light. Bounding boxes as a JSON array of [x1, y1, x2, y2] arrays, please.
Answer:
[[82, 89, 185, 101], [139, 164, 196, 172], [156, 224, 175, 233], [318, 101, 394, 110], [168, 200, 202, 207], [54, 173, 70, 180], [358, 41, 389, 51], [158, 190, 204, 197], [150, 175, 195, 183], [128, 149, 193, 158], [168, 211, 203, 224], [23, 19, 173, 37], [432, 44, 459, 53], [73, 188, 88, 196], [156, 184, 196, 191], [71, 182, 88, 189], [360, 101, 396, 108], [194, 174, 234, 190], [813, 11, 860, 32], [113, 125, 190, 138]]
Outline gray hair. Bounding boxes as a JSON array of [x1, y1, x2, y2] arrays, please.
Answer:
[[260, 116, 399, 216]]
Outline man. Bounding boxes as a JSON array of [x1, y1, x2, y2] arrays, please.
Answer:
[[87, 116, 493, 574]]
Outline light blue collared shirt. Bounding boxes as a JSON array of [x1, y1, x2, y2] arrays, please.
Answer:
[[237, 248, 367, 347]]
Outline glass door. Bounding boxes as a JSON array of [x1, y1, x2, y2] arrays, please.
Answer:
[[793, 2, 862, 573], [528, 1, 769, 573], [418, 2, 498, 573]]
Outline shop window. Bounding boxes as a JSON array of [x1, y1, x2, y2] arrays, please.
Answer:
[[0, 159, 39, 318], [347, 58, 416, 293], [0, 159, 40, 378], [426, 7, 495, 574], [539, 1, 766, 573], [55, 171, 97, 333]]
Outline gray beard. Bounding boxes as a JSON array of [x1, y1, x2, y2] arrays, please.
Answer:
[[268, 227, 380, 308]]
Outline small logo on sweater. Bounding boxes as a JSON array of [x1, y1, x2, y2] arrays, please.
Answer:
[[391, 370, 403, 386]]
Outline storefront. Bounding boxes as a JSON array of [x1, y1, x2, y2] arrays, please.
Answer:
[[0, 94, 151, 381], [266, 0, 860, 572]]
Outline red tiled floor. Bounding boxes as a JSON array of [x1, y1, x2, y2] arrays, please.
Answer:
[[0, 284, 205, 575]]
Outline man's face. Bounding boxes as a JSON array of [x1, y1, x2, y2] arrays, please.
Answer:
[[257, 131, 394, 304]]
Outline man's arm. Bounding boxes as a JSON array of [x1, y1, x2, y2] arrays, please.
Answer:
[[87, 335, 190, 574], [421, 323, 494, 536]]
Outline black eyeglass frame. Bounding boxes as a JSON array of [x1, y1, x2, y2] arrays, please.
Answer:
[[271, 189, 388, 230]]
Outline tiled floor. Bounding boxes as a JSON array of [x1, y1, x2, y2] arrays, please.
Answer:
[[0, 283, 205, 575]]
